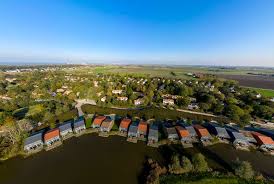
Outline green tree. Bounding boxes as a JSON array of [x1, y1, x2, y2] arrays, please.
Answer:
[[234, 160, 254, 180], [181, 156, 193, 173], [192, 153, 209, 172], [168, 154, 181, 173]]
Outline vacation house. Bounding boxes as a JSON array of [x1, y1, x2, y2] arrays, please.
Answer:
[[128, 121, 139, 138], [251, 132, 274, 152], [205, 122, 230, 141], [137, 120, 148, 139], [148, 124, 159, 144], [100, 118, 114, 132], [176, 126, 192, 144], [24, 133, 43, 152], [164, 123, 179, 141], [226, 128, 249, 148], [193, 124, 212, 144], [44, 128, 61, 147], [119, 118, 131, 134], [73, 117, 86, 134], [92, 116, 106, 129], [59, 120, 73, 139]]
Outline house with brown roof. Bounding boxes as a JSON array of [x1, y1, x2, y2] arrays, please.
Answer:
[[176, 126, 192, 144], [119, 118, 131, 135], [194, 125, 212, 144], [100, 118, 114, 132], [251, 132, 274, 151], [92, 116, 106, 129], [137, 121, 148, 139], [44, 128, 62, 149]]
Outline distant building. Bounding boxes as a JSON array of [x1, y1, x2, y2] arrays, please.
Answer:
[[134, 98, 145, 106], [117, 96, 128, 101], [137, 121, 148, 138], [59, 121, 73, 139], [44, 129, 61, 147], [188, 103, 199, 110], [163, 99, 175, 105], [112, 90, 123, 94], [92, 116, 106, 128], [24, 133, 43, 152], [119, 118, 132, 133], [101, 96, 106, 102], [100, 118, 114, 132], [73, 117, 86, 134]]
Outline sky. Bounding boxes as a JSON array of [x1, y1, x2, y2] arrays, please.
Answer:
[[0, 0, 274, 66]]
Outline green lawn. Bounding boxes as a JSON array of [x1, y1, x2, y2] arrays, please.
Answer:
[[249, 87, 274, 98], [85, 118, 93, 128]]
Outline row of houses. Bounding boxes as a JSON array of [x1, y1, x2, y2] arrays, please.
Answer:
[[24, 117, 86, 152]]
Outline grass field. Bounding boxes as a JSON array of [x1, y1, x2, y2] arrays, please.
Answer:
[[247, 87, 274, 97]]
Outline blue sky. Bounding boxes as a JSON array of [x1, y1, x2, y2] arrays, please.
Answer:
[[0, 0, 274, 66]]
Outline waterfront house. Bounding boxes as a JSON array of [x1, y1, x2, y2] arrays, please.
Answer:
[[184, 125, 197, 138], [251, 132, 274, 151], [175, 126, 192, 144], [59, 120, 73, 139], [148, 124, 159, 143], [226, 128, 249, 148], [137, 121, 148, 139], [193, 125, 212, 144], [100, 118, 114, 132], [205, 122, 230, 140], [73, 117, 86, 134], [44, 128, 61, 147], [119, 118, 131, 133], [164, 123, 179, 141], [128, 121, 139, 138], [24, 133, 43, 152], [241, 131, 257, 144], [92, 116, 106, 128]]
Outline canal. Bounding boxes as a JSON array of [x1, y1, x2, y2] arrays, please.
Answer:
[[0, 135, 273, 184]]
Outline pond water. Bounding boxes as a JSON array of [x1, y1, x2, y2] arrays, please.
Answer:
[[0, 135, 273, 184]]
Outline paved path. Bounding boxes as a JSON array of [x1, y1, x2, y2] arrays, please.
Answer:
[[176, 108, 216, 117], [75, 99, 96, 116]]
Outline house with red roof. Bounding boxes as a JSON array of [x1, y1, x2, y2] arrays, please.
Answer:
[[251, 132, 274, 151], [44, 128, 61, 149], [194, 124, 212, 145], [92, 116, 106, 129], [119, 118, 131, 135], [137, 121, 148, 139]]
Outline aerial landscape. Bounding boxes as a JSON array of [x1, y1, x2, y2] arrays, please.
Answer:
[[0, 1, 274, 184]]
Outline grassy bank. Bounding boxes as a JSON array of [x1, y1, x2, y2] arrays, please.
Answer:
[[248, 87, 274, 98], [81, 105, 227, 123]]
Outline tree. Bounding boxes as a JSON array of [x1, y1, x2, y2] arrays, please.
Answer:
[[181, 156, 193, 173], [234, 160, 254, 180], [26, 104, 45, 122], [192, 153, 209, 172], [168, 154, 181, 173]]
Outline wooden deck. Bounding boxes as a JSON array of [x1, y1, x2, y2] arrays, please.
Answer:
[[127, 137, 138, 143]]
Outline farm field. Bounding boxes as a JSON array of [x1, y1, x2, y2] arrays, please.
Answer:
[[247, 87, 274, 98]]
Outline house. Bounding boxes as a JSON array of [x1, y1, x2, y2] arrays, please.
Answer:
[[226, 128, 249, 148], [73, 117, 86, 134], [176, 126, 192, 144], [100, 118, 114, 132], [119, 118, 132, 133], [205, 122, 230, 140], [163, 99, 175, 105], [24, 133, 43, 152], [59, 121, 73, 139], [251, 132, 274, 151], [44, 128, 61, 147], [137, 121, 148, 138], [184, 125, 197, 138], [92, 116, 106, 128], [128, 121, 139, 138], [112, 90, 123, 94], [164, 123, 179, 141], [148, 124, 159, 144], [117, 96, 128, 101], [134, 98, 144, 106], [193, 125, 212, 142]]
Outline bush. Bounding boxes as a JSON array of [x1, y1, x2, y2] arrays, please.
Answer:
[[192, 153, 209, 172]]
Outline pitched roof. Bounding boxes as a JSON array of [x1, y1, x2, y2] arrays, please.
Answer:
[[176, 126, 190, 138], [119, 118, 131, 129], [194, 125, 210, 137], [148, 128, 158, 138], [252, 132, 274, 145], [74, 119, 85, 128], [59, 122, 72, 132], [93, 116, 106, 125], [25, 133, 43, 146], [101, 119, 113, 128], [166, 127, 177, 135], [185, 126, 197, 136], [138, 121, 148, 132], [44, 129, 60, 141]]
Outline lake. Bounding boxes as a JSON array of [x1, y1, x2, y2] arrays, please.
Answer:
[[0, 135, 274, 184]]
